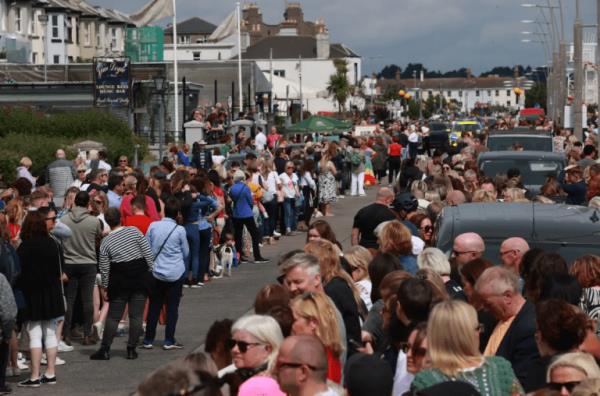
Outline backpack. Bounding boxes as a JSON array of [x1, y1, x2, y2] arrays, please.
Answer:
[[351, 151, 361, 166]]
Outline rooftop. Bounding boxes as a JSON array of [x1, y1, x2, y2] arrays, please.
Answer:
[[164, 17, 217, 35], [240, 36, 359, 59]]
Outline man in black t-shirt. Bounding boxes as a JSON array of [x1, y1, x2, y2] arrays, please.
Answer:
[[351, 187, 396, 251]]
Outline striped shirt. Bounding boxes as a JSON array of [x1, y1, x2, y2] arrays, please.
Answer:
[[98, 226, 154, 289]]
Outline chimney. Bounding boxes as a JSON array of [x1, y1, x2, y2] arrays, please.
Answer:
[[395, 69, 400, 82], [466, 68, 472, 79], [316, 32, 330, 59]]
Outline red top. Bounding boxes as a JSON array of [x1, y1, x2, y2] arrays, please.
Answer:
[[213, 187, 225, 219], [8, 223, 20, 241], [124, 214, 153, 235], [120, 194, 160, 225], [267, 133, 281, 148], [389, 143, 402, 157], [326, 348, 342, 384]]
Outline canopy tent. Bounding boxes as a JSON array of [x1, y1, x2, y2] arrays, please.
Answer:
[[286, 115, 352, 134], [268, 74, 327, 100]]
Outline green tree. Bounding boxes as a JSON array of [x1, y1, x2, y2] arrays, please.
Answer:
[[525, 82, 547, 110], [327, 59, 352, 114]]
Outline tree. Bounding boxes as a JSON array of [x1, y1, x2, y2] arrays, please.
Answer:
[[378, 64, 402, 79], [525, 82, 547, 110], [327, 59, 352, 114]]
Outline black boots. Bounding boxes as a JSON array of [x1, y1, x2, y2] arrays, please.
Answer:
[[90, 346, 110, 360], [126, 347, 138, 360]]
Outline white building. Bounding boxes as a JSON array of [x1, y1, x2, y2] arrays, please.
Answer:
[[568, 31, 598, 105]]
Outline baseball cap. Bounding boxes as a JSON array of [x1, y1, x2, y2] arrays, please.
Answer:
[[344, 353, 393, 396], [392, 192, 418, 213]]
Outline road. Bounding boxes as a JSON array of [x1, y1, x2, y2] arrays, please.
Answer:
[[8, 192, 371, 396]]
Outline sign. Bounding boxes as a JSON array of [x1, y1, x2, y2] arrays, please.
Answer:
[[93, 57, 131, 107], [353, 125, 378, 137]]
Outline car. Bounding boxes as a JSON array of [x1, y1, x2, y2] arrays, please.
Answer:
[[427, 122, 451, 151], [434, 203, 600, 264], [477, 151, 565, 195], [486, 130, 553, 152], [450, 120, 483, 148]]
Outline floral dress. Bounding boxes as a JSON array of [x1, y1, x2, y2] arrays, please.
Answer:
[[318, 161, 338, 204]]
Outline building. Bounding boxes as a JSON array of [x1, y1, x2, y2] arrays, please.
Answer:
[[567, 31, 598, 106], [163, 17, 233, 62]]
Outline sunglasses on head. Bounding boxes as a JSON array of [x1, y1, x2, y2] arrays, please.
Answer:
[[225, 338, 262, 353]]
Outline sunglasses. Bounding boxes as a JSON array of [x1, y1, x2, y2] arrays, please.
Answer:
[[547, 381, 581, 392], [78, 170, 86, 173], [421, 225, 433, 232], [225, 338, 262, 353], [399, 342, 427, 357], [276, 361, 320, 371]]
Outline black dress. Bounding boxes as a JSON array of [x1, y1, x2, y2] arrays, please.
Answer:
[[17, 236, 65, 321]]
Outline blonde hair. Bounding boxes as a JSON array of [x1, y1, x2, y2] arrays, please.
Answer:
[[471, 189, 496, 203], [19, 157, 32, 168], [344, 246, 372, 280], [379, 220, 412, 256], [547, 352, 600, 382], [417, 247, 451, 276], [572, 378, 600, 396], [503, 187, 526, 202], [427, 300, 482, 376], [232, 314, 283, 373], [291, 292, 343, 357]]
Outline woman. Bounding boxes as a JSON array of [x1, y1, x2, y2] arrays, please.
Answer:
[[58, 187, 79, 219], [4, 198, 25, 244], [393, 322, 428, 395], [227, 314, 284, 385], [547, 352, 600, 395], [318, 148, 337, 217], [378, 220, 418, 275], [290, 292, 344, 384], [16, 157, 36, 186], [89, 190, 110, 235], [410, 213, 434, 246], [261, 159, 281, 241], [298, 159, 317, 231], [191, 176, 221, 285], [16, 211, 65, 387], [306, 220, 352, 273], [524, 251, 568, 303], [387, 136, 402, 185], [418, 247, 465, 300], [344, 245, 373, 310], [570, 255, 600, 337], [304, 240, 363, 354], [372, 136, 388, 184], [411, 300, 524, 395], [363, 141, 377, 187], [278, 161, 299, 235], [349, 143, 366, 196]]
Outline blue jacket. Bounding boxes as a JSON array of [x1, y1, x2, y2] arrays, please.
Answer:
[[229, 182, 254, 219], [399, 255, 418, 275], [182, 193, 218, 224], [146, 218, 189, 282]]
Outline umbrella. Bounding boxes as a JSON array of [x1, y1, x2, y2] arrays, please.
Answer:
[[286, 115, 351, 134]]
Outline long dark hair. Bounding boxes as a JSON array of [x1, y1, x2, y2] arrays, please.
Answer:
[[20, 210, 49, 240]]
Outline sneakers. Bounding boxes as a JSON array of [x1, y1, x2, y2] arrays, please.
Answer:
[[141, 343, 153, 349], [18, 378, 41, 388], [240, 257, 252, 264], [191, 282, 204, 288], [0, 385, 12, 394], [5, 366, 20, 377], [41, 355, 65, 366], [273, 231, 282, 238], [58, 341, 74, 352], [254, 257, 270, 264], [40, 375, 57, 385], [163, 342, 184, 350]]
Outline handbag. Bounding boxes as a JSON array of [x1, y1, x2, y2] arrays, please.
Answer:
[[259, 174, 275, 203]]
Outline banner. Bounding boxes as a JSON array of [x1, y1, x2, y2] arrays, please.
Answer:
[[129, 0, 174, 27], [209, 9, 237, 42], [93, 57, 131, 107]]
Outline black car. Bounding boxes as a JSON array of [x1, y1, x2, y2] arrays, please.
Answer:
[[427, 122, 451, 151], [477, 151, 565, 195], [434, 203, 600, 264], [486, 130, 553, 152]]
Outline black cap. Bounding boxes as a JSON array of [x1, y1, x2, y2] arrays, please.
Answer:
[[392, 192, 418, 213], [344, 353, 393, 396]]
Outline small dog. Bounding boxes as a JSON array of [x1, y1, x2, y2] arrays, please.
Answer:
[[212, 244, 234, 278]]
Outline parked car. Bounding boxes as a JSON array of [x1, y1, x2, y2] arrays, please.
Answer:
[[427, 122, 451, 151], [477, 151, 565, 195], [450, 120, 483, 148], [434, 203, 600, 264], [486, 130, 553, 152]]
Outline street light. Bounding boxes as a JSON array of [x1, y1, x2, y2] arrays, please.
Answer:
[[37, 13, 48, 82], [153, 73, 169, 163]]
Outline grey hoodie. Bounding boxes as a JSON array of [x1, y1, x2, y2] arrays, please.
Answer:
[[60, 206, 103, 265], [0, 273, 16, 341]]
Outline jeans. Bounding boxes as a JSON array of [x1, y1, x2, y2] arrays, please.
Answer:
[[351, 172, 365, 196], [198, 228, 212, 281], [0, 342, 8, 388], [184, 223, 200, 281], [63, 264, 96, 338], [144, 277, 184, 346], [388, 157, 400, 184], [102, 291, 146, 349], [283, 198, 297, 232], [233, 217, 263, 260]]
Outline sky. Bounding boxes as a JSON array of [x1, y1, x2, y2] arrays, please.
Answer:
[[93, 0, 597, 75]]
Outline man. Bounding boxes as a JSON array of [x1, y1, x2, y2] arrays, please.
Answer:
[[46, 149, 76, 207], [480, 178, 498, 200], [344, 353, 393, 396], [446, 190, 466, 206], [578, 144, 597, 169], [60, 191, 104, 345], [351, 187, 396, 252], [144, 198, 189, 350], [229, 170, 269, 263], [86, 149, 111, 172], [120, 175, 160, 224], [475, 266, 539, 392], [267, 126, 282, 149], [107, 174, 124, 209], [191, 140, 213, 171], [255, 127, 267, 152], [451, 232, 485, 268], [499, 237, 529, 276], [390, 191, 420, 236], [559, 165, 587, 205], [84, 169, 109, 194], [116, 155, 133, 174], [275, 335, 337, 396], [90, 208, 154, 361]]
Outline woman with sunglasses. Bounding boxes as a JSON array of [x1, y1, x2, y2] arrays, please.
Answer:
[[393, 322, 428, 395], [410, 213, 434, 247], [226, 314, 284, 390], [411, 300, 523, 395], [547, 352, 600, 396], [344, 246, 373, 310], [290, 291, 344, 384]]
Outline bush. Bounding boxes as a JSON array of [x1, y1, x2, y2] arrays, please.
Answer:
[[0, 108, 146, 185]]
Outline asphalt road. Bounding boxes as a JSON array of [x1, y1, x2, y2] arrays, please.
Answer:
[[8, 191, 371, 396]]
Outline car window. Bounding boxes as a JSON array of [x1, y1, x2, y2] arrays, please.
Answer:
[[487, 136, 553, 152], [480, 159, 561, 185]]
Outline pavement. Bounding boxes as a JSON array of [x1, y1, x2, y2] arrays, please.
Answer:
[[8, 191, 373, 396]]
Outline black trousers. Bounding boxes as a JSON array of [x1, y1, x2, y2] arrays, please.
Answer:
[[101, 291, 146, 349], [302, 186, 315, 224], [388, 157, 401, 184], [0, 341, 8, 388], [64, 264, 96, 338], [233, 217, 262, 260]]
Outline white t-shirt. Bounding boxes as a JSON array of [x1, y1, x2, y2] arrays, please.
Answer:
[[279, 172, 298, 199], [255, 132, 267, 151], [356, 279, 373, 311], [212, 155, 225, 165], [266, 171, 279, 194]]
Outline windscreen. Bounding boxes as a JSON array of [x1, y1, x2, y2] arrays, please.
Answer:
[[487, 136, 553, 152], [480, 159, 561, 185]]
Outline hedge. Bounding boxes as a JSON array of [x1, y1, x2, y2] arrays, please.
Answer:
[[0, 108, 146, 185]]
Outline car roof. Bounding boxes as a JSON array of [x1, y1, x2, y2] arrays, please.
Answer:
[[487, 134, 552, 139], [477, 150, 565, 162]]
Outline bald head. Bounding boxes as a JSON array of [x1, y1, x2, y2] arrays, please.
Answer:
[[376, 187, 395, 205], [276, 335, 328, 393], [56, 149, 66, 159], [287, 335, 327, 377], [452, 232, 485, 266], [446, 190, 466, 206], [499, 237, 530, 273]]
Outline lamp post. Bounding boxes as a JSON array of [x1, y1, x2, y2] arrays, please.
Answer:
[[38, 14, 48, 82], [573, 0, 583, 140], [153, 73, 168, 163]]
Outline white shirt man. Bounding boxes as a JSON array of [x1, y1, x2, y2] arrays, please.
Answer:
[[255, 129, 267, 151]]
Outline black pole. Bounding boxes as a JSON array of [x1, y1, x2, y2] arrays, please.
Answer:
[[231, 81, 235, 119], [214, 80, 218, 105], [247, 83, 251, 114], [181, 76, 187, 143]]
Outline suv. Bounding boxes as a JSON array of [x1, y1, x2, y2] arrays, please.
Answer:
[[434, 203, 600, 264], [427, 122, 451, 151], [486, 130, 553, 152], [477, 151, 565, 195]]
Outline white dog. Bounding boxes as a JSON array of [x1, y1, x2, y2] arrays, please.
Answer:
[[212, 244, 234, 278]]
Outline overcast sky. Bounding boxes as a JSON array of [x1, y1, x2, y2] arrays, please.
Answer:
[[94, 0, 597, 75]]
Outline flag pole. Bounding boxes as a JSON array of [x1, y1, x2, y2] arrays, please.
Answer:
[[172, 0, 180, 142], [236, 2, 243, 117]]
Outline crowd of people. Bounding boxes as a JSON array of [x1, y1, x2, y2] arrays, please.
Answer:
[[1, 115, 600, 396]]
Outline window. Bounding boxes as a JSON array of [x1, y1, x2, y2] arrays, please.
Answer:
[[274, 70, 286, 78], [487, 90, 492, 96], [178, 35, 191, 44], [458, 91, 463, 97], [506, 90, 511, 96], [53, 55, 60, 64], [495, 90, 499, 96], [68, 56, 73, 63], [447, 90, 451, 96], [14, 7, 21, 33], [475, 90, 480, 97], [507, 101, 511, 107], [84, 22, 90, 45], [32, 52, 37, 63], [428, 90, 433, 97], [218, 52, 221, 60], [111, 28, 117, 49], [51, 15, 59, 38], [192, 51, 201, 60]]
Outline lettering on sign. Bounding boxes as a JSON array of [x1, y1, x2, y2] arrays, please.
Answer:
[[93, 57, 131, 107]]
